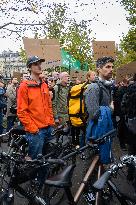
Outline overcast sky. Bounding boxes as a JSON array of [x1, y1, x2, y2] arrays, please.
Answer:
[[0, 0, 130, 52]]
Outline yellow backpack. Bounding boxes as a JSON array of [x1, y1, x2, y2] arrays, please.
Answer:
[[68, 82, 89, 127]]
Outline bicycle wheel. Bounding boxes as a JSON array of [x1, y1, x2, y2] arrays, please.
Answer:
[[42, 185, 65, 205], [41, 164, 66, 205]]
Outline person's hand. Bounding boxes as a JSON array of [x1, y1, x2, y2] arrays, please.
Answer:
[[110, 101, 114, 111], [49, 90, 53, 100], [32, 129, 39, 135], [55, 119, 60, 126]]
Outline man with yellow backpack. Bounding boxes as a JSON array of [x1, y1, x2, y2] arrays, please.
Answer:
[[68, 71, 96, 152]]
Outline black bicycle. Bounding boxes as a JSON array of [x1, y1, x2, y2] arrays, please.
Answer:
[[93, 155, 136, 205], [0, 129, 116, 205], [0, 125, 74, 205]]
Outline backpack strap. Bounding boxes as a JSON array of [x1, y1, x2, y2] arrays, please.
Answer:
[[97, 82, 103, 105]]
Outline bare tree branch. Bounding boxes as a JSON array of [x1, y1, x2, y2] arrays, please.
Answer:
[[0, 22, 48, 29], [3, 28, 21, 33], [0, 22, 12, 29]]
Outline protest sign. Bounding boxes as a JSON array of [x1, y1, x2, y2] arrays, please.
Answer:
[[116, 61, 136, 83], [92, 41, 116, 60], [23, 38, 61, 69]]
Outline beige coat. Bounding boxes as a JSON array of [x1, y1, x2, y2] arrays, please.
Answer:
[[6, 84, 16, 117]]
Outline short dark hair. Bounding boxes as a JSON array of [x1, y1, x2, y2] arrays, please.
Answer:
[[96, 56, 114, 69]]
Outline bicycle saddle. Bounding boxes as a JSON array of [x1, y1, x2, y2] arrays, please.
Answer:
[[45, 164, 76, 188]]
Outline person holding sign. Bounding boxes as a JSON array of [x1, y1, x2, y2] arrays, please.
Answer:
[[17, 56, 54, 160]]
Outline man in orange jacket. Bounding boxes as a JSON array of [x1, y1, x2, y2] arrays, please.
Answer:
[[17, 56, 54, 159]]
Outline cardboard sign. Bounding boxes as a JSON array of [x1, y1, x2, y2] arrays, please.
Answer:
[[23, 38, 61, 68], [116, 61, 136, 83], [92, 41, 116, 60]]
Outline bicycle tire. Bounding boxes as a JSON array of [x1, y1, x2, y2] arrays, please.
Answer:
[[42, 185, 65, 205]]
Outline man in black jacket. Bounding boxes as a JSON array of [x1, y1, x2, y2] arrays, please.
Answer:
[[121, 74, 136, 191], [114, 79, 128, 150]]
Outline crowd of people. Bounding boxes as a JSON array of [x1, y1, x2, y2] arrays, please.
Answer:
[[0, 55, 136, 188]]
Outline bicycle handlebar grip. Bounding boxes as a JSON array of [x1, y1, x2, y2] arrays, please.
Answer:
[[93, 171, 111, 190], [51, 125, 64, 136]]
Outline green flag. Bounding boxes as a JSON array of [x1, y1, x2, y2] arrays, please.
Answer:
[[61, 48, 81, 70], [82, 62, 89, 71]]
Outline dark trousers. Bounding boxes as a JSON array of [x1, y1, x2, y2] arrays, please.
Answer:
[[7, 116, 16, 132], [117, 117, 127, 147], [71, 126, 85, 147]]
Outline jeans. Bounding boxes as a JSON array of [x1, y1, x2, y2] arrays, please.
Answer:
[[26, 126, 54, 160], [0, 110, 3, 134], [7, 116, 16, 132]]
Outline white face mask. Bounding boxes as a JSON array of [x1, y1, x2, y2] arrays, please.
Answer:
[[98, 77, 114, 87]]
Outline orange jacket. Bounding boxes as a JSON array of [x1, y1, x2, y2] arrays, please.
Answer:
[[17, 80, 54, 133]]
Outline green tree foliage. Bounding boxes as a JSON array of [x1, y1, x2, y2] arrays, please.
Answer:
[[115, 0, 136, 68], [20, 3, 95, 70], [62, 20, 95, 70], [42, 3, 68, 41], [120, 0, 136, 26], [120, 0, 136, 54]]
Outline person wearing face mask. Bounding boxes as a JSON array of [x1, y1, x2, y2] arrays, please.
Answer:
[[6, 77, 18, 131], [85, 56, 115, 165], [85, 56, 114, 122], [17, 56, 54, 160]]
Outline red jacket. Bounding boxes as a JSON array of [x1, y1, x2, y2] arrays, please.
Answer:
[[17, 80, 54, 133]]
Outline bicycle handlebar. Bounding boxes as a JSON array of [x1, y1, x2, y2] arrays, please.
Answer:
[[0, 130, 11, 139], [51, 125, 69, 137], [93, 155, 136, 190], [94, 129, 116, 144], [0, 128, 116, 170], [0, 152, 66, 167]]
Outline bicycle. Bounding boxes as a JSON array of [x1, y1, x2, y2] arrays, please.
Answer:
[[93, 155, 136, 205], [0, 151, 67, 205], [0, 129, 116, 205], [0, 125, 74, 205], [44, 129, 116, 205]]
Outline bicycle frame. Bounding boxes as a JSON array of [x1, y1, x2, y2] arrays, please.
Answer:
[[60, 154, 103, 205], [74, 155, 99, 203]]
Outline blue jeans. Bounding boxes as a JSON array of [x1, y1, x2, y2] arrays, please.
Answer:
[[7, 116, 16, 132], [26, 126, 54, 159], [0, 110, 3, 134]]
